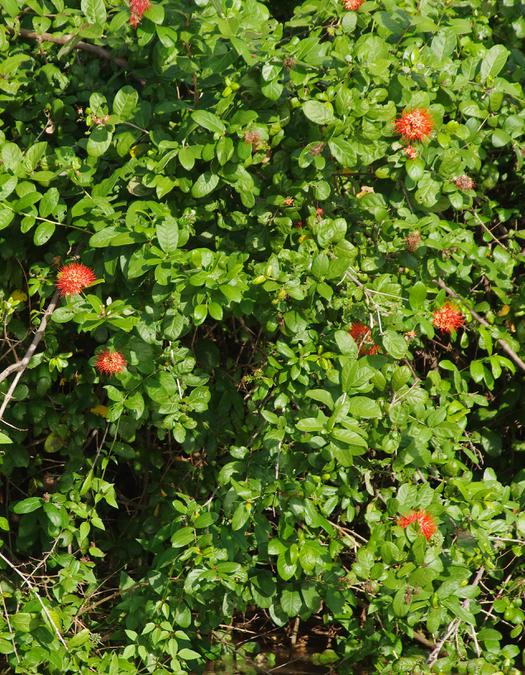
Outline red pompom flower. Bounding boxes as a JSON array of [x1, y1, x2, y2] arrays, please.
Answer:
[[129, 0, 150, 28], [95, 350, 127, 376], [349, 322, 379, 356], [433, 303, 465, 334], [342, 0, 364, 9], [397, 510, 437, 541], [56, 263, 96, 297], [395, 108, 434, 142]]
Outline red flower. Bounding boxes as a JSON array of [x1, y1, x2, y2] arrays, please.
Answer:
[[95, 350, 127, 376], [397, 510, 437, 541], [56, 263, 96, 297], [342, 0, 364, 9], [404, 145, 417, 159], [129, 0, 150, 27], [295, 220, 304, 229], [433, 303, 465, 334], [283, 197, 294, 206], [394, 108, 434, 142], [316, 207, 324, 218], [349, 322, 379, 356]]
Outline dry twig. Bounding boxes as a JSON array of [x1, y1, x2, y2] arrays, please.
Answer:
[[0, 550, 68, 649], [0, 290, 59, 421]]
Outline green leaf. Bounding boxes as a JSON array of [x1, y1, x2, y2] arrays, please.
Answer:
[[303, 100, 335, 125], [156, 219, 179, 254], [231, 503, 250, 531], [382, 330, 408, 359], [348, 396, 382, 419], [216, 136, 234, 165], [13, 497, 42, 514], [328, 137, 357, 166], [81, 0, 107, 24], [0, 210, 14, 231], [480, 45, 509, 82], [0, 432, 12, 444], [171, 527, 195, 548], [192, 110, 226, 134], [1, 142, 23, 171], [178, 648, 200, 660], [191, 172, 219, 198], [87, 127, 112, 157], [280, 589, 302, 617], [406, 158, 425, 181], [331, 428, 368, 448], [33, 221, 55, 246], [113, 86, 138, 120]]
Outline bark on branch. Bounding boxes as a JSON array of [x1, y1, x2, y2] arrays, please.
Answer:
[[0, 290, 59, 422]]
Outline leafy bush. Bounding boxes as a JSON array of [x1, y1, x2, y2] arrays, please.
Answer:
[[0, 0, 525, 672]]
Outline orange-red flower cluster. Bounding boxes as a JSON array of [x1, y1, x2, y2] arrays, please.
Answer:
[[349, 322, 379, 356], [95, 350, 127, 376], [433, 303, 465, 334], [56, 263, 96, 297], [342, 0, 364, 9], [395, 108, 434, 142], [397, 510, 437, 540], [129, 0, 150, 28]]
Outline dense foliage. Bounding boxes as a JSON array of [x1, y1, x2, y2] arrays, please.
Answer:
[[1, 0, 525, 672]]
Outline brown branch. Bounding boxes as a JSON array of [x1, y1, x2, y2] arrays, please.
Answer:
[[437, 279, 525, 373], [16, 27, 128, 67], [0, 549, 68, 650], [0, 290, 59, 421]]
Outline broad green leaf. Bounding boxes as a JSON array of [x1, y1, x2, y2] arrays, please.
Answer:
[[280, 589, 302, 617], [13, 497, 42, 514], [328, 137, 357, 166], [33, 221, 55, 246], [303, 100, 335, 125], [480, 45, 509, 82], [191, 172, 219, 198], [171, 527, 195, 548], [348, 396, 382, 419], [156, 219, 179, 253], [87, 127, 113, 157], [81, 0, 106, 24], [113, 86, 138, 120], [192, 110, 226, 134]]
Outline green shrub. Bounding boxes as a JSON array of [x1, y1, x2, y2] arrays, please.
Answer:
[[0, 0, 524, 672]]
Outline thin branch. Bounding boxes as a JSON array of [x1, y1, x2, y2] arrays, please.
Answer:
[[437, 279, 525, 373], [0, 291, 59, 420], [0, 550, 68, 650], [427, 567, 484, 666], [16, 27, 128, 67]]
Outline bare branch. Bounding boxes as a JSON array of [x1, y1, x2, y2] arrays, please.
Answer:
[[0, 550, 68, 649], [0, 291, 60, 421]]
